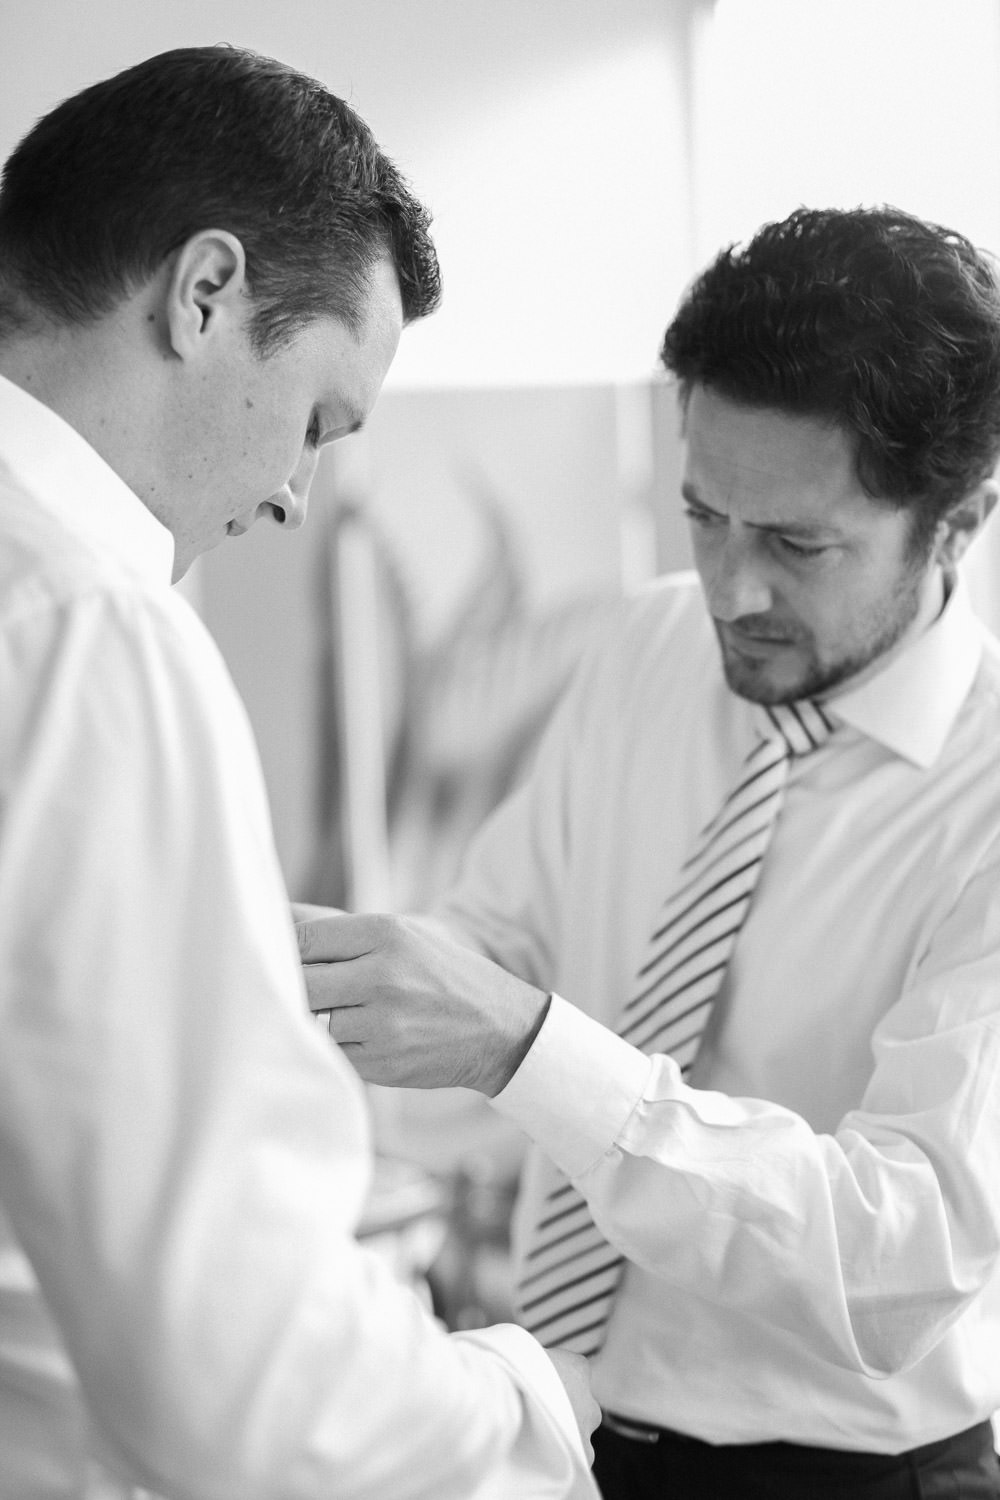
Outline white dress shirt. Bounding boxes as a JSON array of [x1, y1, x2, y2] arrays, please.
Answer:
[[0, 373, 597, 1500], [435, 569, 1000, 1454]]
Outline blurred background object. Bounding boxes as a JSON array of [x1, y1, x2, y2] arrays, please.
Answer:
[[8, 0, 1000, 1326]]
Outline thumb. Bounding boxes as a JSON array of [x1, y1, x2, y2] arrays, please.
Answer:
[[295, 912, 377, 963]]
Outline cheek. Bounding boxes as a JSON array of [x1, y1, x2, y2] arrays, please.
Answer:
[[240, 403, 305, 483], [804, 565, 894, 654], [775, 572, 845, 649]]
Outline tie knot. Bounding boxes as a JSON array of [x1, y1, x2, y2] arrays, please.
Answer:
[[754, 700, 836, 757]]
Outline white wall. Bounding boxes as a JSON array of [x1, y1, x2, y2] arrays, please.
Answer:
[[2, 0, 701, 388], [691, 0, 1000, 262]]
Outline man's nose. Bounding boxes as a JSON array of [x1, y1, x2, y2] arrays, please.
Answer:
[[704, 537, 773, 621], [258, 487, 307, 532], [258, 448, 319, 532]]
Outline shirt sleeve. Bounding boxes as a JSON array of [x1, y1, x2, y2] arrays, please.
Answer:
[[0, 585, 597, 1500], [493, 856, 1000, 1382], [430, 597, 1000, 1383]]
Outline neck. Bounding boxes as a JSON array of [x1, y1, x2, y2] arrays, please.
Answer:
[[0, 311, 164, 512], [1, 321, 120, 435], [826, 564, 947, 702]]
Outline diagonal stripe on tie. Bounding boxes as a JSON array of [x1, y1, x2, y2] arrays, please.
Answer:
[[520, 1252, 625, 1314], [629, 920, 744, 1018], [524, 1272, 623, 1338], [514, 698, 837, 1355], [532, 1199, 591, 1238], [520, 1231, 622, 1291]]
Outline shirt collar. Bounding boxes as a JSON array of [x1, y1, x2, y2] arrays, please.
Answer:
[[0, 372, 175, 586], [824, 574, 983, 769]]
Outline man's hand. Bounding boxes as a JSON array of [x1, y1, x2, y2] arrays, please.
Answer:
[[545, 1349, 600, 1467], [296, 912, 550, 1096]]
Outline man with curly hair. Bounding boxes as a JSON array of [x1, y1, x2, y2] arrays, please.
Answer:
[[302, 206, 1000, 1498]]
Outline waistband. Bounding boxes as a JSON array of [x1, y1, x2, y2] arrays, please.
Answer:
[[600, 1412, 995, 1470]]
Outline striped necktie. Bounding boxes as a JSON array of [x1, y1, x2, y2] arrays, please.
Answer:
[[514, 699, 836, 1356]]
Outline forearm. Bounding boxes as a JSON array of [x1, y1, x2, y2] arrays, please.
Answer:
[[496, 995, 1000, 1378]]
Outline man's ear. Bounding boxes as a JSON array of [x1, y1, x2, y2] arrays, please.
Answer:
[[164, 230, 248, 359], [931, 479, 999, 570]]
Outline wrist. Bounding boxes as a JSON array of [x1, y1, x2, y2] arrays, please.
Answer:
[[482, 984, 551, 1097]]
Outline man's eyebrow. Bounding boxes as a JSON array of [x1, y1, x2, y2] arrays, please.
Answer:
[[680, 482, 837, 538]]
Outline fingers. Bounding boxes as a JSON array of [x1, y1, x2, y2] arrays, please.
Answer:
[[296, 911, 382, 963], [316, 1006, 366, 1047], [544, 1348, 600, 1465], [302, 958, 366, 1015], [313, 1011, 366, 1067]]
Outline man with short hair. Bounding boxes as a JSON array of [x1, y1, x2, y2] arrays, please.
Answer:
[[0, 46, 599, 1498], [301, 206, 1000, 1498]]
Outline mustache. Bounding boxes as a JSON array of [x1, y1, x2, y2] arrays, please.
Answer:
[[715, 616, 803, 644]]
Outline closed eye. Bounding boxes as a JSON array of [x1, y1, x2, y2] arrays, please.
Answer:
[[684, 505, 720, 527], [774, 535, 828, 558]]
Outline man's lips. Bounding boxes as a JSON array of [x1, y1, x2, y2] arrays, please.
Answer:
[[717, 621, 799, 651]]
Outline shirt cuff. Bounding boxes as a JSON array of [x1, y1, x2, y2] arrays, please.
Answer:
[[453, 1323, 597, 1489], [492, 993, 654, 1178]]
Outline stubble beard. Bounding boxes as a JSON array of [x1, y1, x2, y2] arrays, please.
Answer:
[[718, 564, 929, 706]]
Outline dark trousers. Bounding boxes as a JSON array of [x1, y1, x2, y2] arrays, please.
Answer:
[[592, 1416, 1000, 1500]]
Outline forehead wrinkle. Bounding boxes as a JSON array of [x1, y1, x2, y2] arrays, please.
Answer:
[[684, 455, 864, 547], [684, 482, 835, 538]]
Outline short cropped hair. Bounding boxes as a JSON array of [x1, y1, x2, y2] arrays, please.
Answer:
[[661, 206, 1000, 529], [0, 46, 441, 350]]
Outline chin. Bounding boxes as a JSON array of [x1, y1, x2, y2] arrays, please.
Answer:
[[725, 654, 874, 706], [720, 652, 805, 705], [727, 678, 798, 706]]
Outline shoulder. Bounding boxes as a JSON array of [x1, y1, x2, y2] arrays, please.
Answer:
[[0, 481, 247, 753], [612, 570, 718, 688], [957, 612, 1000, 755], [621, 569, 711, 639], [975, 625, 1000, 695], [964, 629, 1000, 799], [555, 570, 721, 742], [0, 465, 219, 662]]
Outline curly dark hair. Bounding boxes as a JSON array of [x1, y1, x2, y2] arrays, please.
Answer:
[[0, 46, 441, 351], [661, 206, 1000, 534]]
